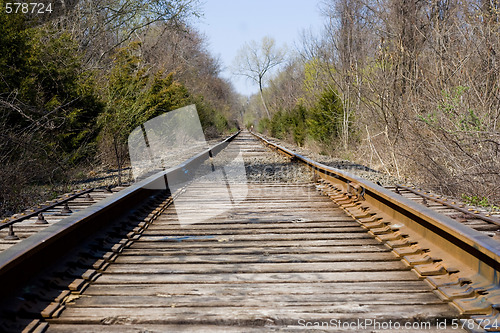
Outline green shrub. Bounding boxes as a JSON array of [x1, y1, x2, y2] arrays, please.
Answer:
[[306, 88, 344, 144]]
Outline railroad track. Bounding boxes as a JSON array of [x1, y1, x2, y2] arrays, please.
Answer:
[[1, 130, 499, 332], [255, 133, 500, 237], [387, 186, 500, 237], [0, 186, 129, 252]]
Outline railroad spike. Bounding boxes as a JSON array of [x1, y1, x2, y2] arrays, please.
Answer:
[[35, 213, 48, 225], [61, 203, 72, 214], [84, 193, 94, 202], [4, 225, 19, 240]]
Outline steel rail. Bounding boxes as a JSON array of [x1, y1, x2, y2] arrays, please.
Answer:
[[0, 130, 240, 297], [250, 131, 500, 284]]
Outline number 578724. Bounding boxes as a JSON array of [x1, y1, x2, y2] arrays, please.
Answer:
[[5, 2, 53, 14]]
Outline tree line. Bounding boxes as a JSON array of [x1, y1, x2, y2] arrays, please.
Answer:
[[243, 0, 500, 205], [0, 0, 239, 216]]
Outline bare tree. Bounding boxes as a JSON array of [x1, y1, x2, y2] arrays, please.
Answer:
[[253, 0, 500, 203], [58, 0, 202, 70], [297, 0, 373, 149], [233, 36, 286, 117]]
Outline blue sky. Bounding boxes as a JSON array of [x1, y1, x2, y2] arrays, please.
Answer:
[[195, 1, 325, 96]]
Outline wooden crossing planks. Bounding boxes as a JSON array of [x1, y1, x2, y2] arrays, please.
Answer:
[[48, 181, 463, 332]]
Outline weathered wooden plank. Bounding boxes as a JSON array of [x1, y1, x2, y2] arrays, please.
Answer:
[[131, 239, 383, 248], [104, 261, 407, 274], [158, 212, 350, 222], [161, 204, 341, 211], [168, 199, 334, 205], [138, 233, 373, 242], [147, 221, 360, 230], [46, 324, 465, 333], [82, 281, 435, 296], [48, 304, 458, 325], [138, 227, 367, 236], [168, 199, 338, 209], [154, 216, 354, 224], [179, 184, 315, 190], [94, 270, 421, 284], [70, 292, 447, 307], [115, 252, 397, 264], [122, 245, 389, 255]]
